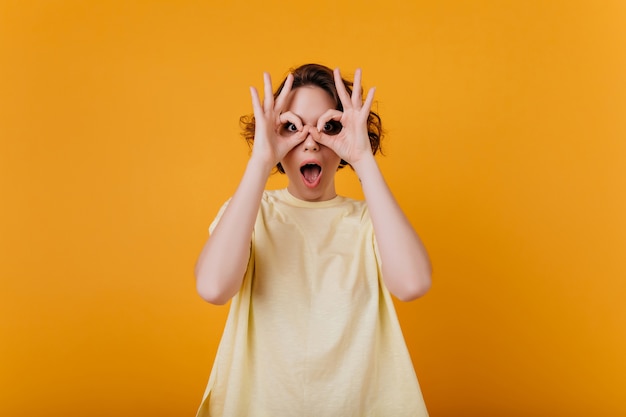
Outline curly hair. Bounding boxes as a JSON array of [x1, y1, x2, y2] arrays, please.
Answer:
[[240, 63, 384, 173]]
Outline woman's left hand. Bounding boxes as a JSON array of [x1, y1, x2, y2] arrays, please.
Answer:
[[313, 68, 376, 166]]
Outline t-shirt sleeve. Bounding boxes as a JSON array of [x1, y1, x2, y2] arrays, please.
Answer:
[[373, 230, 383, 273], [363, 204, 382, 271]]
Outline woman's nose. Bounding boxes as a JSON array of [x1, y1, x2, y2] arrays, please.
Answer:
[[302, 126, 319, 151]]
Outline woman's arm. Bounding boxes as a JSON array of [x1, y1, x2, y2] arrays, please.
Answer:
[[352, 155, 432, 301], [194, 158, 272, 305], [195, 73, 306, 305], [315, 68, 431, 301]]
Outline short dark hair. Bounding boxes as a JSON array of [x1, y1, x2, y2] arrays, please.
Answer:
[[240, 63, 384, 173]]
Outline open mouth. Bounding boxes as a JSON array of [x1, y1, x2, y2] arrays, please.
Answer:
[[300, 163, 322, 186]]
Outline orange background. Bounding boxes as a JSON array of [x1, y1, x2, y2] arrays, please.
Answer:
[[1, 1, 625, 416]]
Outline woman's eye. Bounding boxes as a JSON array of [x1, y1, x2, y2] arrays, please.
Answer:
[[322, 121, 342, 135], [283, 122, 298, 133]]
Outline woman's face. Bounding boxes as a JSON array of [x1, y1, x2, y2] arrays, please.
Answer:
[[278, 85, 342, 202]]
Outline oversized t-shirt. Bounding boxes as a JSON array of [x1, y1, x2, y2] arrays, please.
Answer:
[[196, 188, 428, 417]]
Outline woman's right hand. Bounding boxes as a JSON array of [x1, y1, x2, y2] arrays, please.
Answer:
[[249, 72, 306, 172]]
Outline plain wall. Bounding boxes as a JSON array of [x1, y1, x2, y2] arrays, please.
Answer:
[[1, 1, 625, 416]]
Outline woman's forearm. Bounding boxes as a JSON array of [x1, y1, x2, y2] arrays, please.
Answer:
[[194, 158, 272, 304], [353, 155, 432, 301]]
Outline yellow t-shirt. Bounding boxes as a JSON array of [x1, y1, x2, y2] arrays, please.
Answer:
[[197, 189, 428, 417]]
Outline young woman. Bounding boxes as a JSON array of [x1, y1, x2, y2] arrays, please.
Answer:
[[195, 63, 431, 416]]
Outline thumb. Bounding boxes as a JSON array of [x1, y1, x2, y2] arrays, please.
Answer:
[[283, 129, 307, 150], [311, 128, 334, 149]]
